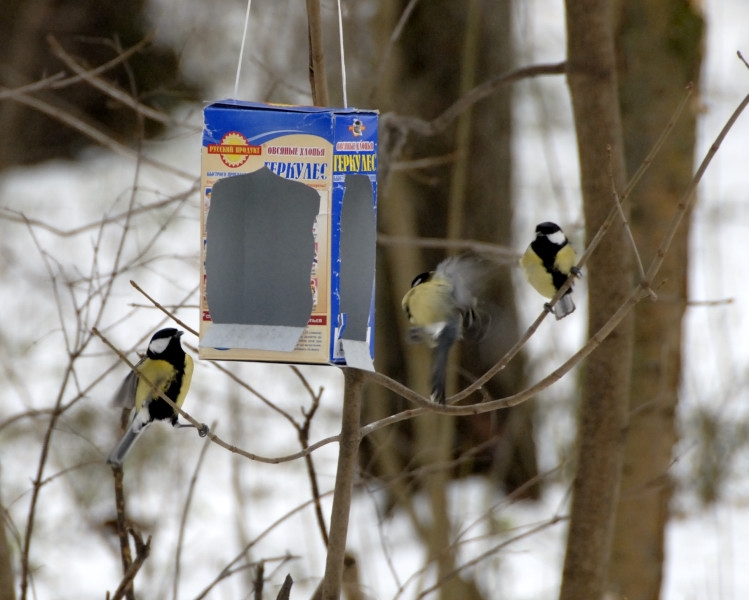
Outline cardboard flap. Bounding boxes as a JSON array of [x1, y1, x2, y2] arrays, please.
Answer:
[[200, 324, 305, 353]]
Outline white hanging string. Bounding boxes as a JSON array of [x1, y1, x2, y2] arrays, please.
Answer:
[[233, 0, 253, 99], [337, 0, 348, 107]]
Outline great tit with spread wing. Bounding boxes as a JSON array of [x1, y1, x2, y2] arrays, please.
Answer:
[[520, 221, 581, 320], [401, 255, 486, 404], [107, 328, 206, 467]]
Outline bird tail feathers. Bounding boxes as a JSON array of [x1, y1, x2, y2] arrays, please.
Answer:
[[430, 321, 459, 405], [107, 421, 150, 467], [554, 294, 576, 320]]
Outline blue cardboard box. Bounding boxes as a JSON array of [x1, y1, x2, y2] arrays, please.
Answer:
[[199, 100, 377, 369]]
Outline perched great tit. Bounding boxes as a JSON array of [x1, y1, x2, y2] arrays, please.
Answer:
[[520, 221, 581, 320], [107, 328, 205, 467], [401, 255, 485, 404]]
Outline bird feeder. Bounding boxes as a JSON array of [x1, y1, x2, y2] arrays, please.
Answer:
[[199, 100, 378, 370]]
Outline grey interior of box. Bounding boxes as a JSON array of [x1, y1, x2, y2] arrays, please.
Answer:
[[339, 175, 376, 341], [201, 167, 319, 352], [338, 175, 376, 369]]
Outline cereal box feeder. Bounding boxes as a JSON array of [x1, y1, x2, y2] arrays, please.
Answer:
[[199, 100, 378, 370]]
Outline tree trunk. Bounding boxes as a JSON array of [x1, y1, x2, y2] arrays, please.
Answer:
[[366, 0, 532, 494], [608, 3, 704, 599], [559, 1, 633, 599], [361, 0, 523, 597]]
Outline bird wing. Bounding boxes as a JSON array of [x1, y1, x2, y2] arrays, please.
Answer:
[[111, 363, 141, 409], [175, 354, 194, 410], [435, 255, 485, 313]]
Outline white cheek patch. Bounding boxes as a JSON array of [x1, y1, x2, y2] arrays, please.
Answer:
[[148, 337, 170, 355], [548, 230, 567, 246]]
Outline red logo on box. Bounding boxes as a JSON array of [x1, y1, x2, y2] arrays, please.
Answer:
[[208, 132, 261, 168]]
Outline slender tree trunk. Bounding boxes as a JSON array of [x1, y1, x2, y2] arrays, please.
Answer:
[[559, 1, 633, 598], [458, 0, 537, 499], [361, 1, 520, 597], [608, 3, 704, 599], [0, 493, 15, 600]]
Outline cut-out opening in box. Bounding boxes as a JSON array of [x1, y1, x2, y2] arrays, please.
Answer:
[[202, 167, 320, 353]]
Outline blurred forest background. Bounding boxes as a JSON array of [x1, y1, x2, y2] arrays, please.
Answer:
[[0, 0, 748, 599]]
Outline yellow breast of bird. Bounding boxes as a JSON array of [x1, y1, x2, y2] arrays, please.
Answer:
[[554, 244, 577, 275], [520, 248, 557, 299], [403, 278, 455, 327], [134, 359, 177, 411]]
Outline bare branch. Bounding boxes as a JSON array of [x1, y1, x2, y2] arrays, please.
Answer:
[[129, 280, 199, 337], [377, 233, 519, 264], [607, 145, 652, 294], [275, 574, 294, 600], [109, 531, 151, 600], [173, 422, 216, 600], [7, 93, 194, 180], [381, 61, 566, 138], [110, 464, 135, 600], [320, 368, 364, 600], [47, 35, 199, 132], [738, 51, 749, 71], [290, 366, 329, 547]]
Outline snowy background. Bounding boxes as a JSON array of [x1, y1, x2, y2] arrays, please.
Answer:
[[0, 0, 748, 598]]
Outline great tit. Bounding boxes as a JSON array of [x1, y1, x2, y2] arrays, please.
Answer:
[[520, 221, 581, 320], [401, 255, 485, 404], [107, 328, 205, 467]]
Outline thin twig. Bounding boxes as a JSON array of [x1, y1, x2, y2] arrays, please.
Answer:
[[47, 35, 197, 131], [0, 33, 154, 102], [369, 0, 421, 101], [173, 422, 216, 600], [607, 145, 652, 294], [109, 531, 152, 600], [110, 462, 135, 600], [129, 280, 199, 337], [377, 233, 519, 264], [19, 223, 86, 600], [8, 93, 194, 180], [416, 515, 568, 599], [381, 61, 566, 139], [290, 366, 329, 547], [738, 51, 749, 71], [275, 574, 294, 600], [0, 187, 198, 238], [193, 493, 321, 600]]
